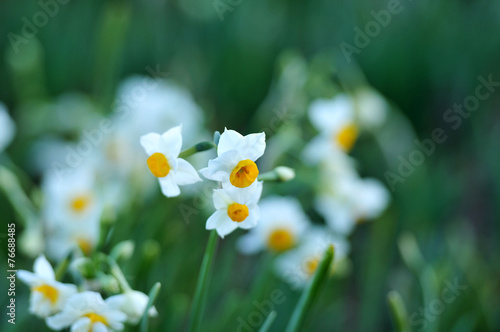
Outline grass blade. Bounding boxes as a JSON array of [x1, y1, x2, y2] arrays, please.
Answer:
[[259, 311, 277, 332], [285, 245, 335, 332], [187, 230, 218, 332], [387, 290, 411, 332], [140, 282, 161, 332]]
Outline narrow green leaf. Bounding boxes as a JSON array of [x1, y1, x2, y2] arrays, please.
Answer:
[[259, 311, 277, 332], [54, 252, 72, 281], [140, 282, 161, 332], [387, 290, 411, 332], [285, 245, 335, 332], [187, 230, 218, 332]]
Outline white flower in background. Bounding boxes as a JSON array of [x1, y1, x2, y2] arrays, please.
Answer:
[[237, 196, 310, 254], [354, 88, 389, 129], [302, 94, 358, 164], [316, 176, 390, 235], [47, 292, 127, 332], [106, 290, 158, 324], [42, 166, 102, 260], [140, 125, 201, 197], [114, 76, 206, 148], [275, 226, 350, 289], [17, 255, 77, 317], [200, 129, 266, 190], [0, 102, 16, 153], [206, 181, 263, 238]]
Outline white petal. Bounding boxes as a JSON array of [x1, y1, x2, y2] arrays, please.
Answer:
[[46, 312, 78, 330], [174, 158, 202, 185], [33, 255, 55, 280], [206, 210, 227, 230], [236, 233, 264, 255], [309, 95, 354, 134], [216, 220, 239, 238], [301, 135, 331, 165], [91, 322, 108, 332], [71, 317, 91, 332], [158, 174, 181, 197], [199, 151, 239, 181], [239, 132, 266, 160], [160, 125, 183, 158], [317, 198, 355, 235], [17, 270, 39, 286], [238, 211, 259, 230], [212, 189, 232, 210], [140, 133, 161, 155], [217, 129, 243, 156]]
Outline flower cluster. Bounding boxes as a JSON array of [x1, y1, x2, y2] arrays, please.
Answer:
[[18, 255, 157, 332], [200, 129, 266, 237]]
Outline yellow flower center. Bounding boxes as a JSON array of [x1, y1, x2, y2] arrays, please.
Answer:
[[33, 284, 59, 304], [335, 123, 358, 151], [77, 238, 92, 255], [267, 228, 294, 252], [71, 195, 90, 213], [227, 203, 249, 222], [147, 152, 171, 177], [230, 159, 259, 188], [304, 257, 319, 276], [84, 313, 108, 326]]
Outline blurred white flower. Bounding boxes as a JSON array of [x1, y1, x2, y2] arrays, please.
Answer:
[[140, 125, 201, 197], [237, 196, 310, 254], [41, 166, 102, 260], [302, 94, 358, 164], [46, 291, 127, 332], [0, 102, 16, 153], [200, 129, 266, 190], [206, 182, 263, 238], [106, 290, 158, 324], [316, 176, 390, 235], [17, 255, 77, 318], [275, 226, 350, 289], [354, 88, 389, 129], [113, 76, 206, 147]]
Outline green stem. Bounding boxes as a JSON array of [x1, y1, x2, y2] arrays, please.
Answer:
[[140, 282, 161, 332], [285, 245, 335, 332], [179, 142, 216, 159], [259, 311, 277, 332], [387, 291, 411, 332], [187, 230, 218, 332], [107, 256, 132, 292]]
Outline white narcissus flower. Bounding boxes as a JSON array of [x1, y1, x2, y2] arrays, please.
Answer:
[[106, 290, 158, 324], [140, 125, 201, 197], [316, 176, 390, 235], [42, 166, 102, 261], [0, 102, 16, 153], [47, 292, 127, 332], [302, 94, 358, 164], [199, 129, 266, 190], [17, 255, 77, 317], [237, 196, 310, 254], [275, 227, 350, 289], [206, 182, 263, 238]]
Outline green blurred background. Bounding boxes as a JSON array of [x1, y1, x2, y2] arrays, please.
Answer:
[[1, 0, 499, 331]]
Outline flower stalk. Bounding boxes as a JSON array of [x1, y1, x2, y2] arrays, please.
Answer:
[[187, 230, 218, 332], [179, 141, 217, 159]]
